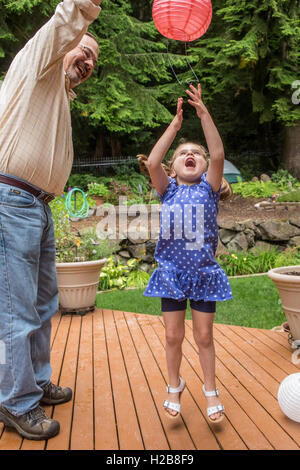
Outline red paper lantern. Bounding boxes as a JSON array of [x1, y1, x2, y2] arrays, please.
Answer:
[[152, 0, 212, 42]]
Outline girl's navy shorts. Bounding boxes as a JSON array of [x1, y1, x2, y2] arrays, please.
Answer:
[[161, 297, 216, 313]]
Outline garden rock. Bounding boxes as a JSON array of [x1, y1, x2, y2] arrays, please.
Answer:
[[216, 237, 227, 255], [128, 243, 147, 259], [218, 220, 244, 231], [288, 236, 300, 248], [140, 263, 151, 272], [218, 219, 256, 232], [257, 220, 300, 241], [289, 216, 300, 229], [145, 240, 157, 256], [141, 254, 154, 263], [118, 250, 131, 259], [219, 228, 236, 244], [244, 228, 256, 248], [227, 232, 249, 251], [260, 174, 271, 182]]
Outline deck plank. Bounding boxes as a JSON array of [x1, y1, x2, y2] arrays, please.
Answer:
[[212, 326, 299, 449], [103, 309, 143, 450], [151, 315, 247, 450], [0, 309, 299, 451], [214, 324, 282, 397], [239, 327, 299, 374], [180, 319, 271, 450], [113, 310, 169, 450], [47, 315, 82, 450], [125, 312, 195, 450], [70, 314, 94, 450], [223, 325, 292, 383], [93, 309, 118, 450]]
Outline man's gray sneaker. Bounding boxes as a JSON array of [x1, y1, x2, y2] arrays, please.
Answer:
[[0, 404, 60, 440], [41, 382, 72, 405]]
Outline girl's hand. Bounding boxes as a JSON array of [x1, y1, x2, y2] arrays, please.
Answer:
[[186, 83, 209, 119], [171, 97, 183, 131]]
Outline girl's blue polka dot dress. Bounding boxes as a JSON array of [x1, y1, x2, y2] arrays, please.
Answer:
[[144, 173, 233, 302]]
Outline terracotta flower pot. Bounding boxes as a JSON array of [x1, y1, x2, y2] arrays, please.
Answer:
[[56, 259, 106, 315], [93, 196, 104, 206], [268, 265, 300, 341]]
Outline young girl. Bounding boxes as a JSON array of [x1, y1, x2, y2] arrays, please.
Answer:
[[143, 83, 232, 423]]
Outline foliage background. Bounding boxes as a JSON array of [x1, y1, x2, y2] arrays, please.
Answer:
[[0, 0, 299, 178]]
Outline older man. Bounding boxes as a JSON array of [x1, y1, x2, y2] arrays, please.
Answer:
[[0, 0, 102, 440]]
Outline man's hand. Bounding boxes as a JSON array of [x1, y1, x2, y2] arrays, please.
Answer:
[[186, 83, 209, 119], [170, 97, 183, 131]]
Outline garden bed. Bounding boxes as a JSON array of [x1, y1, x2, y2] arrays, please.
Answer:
[[71, 195, 300, 231], [217, 195, 300, 223]]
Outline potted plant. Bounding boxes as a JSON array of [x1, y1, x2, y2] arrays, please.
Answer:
[[50, 197, 114, 315], [268, 266, 300, 341]]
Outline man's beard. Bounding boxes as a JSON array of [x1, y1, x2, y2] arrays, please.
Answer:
[[66, 64, 81, 89], [66, 60, 90, 89]]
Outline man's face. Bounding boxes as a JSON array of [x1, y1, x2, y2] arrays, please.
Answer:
[[64, 35, 99, 89]]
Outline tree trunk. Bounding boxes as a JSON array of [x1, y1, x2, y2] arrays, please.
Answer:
[[110, 133, 121, 157], [283, 120, 300, 179], [94, 133, 104, 159]]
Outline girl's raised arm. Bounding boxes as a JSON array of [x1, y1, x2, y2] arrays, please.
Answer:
[[186, 84, 224, 192], [147, 98, 183, 195]]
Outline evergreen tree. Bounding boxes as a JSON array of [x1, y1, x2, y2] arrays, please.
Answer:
[[72, 0, 191, 158], [0, 0, 190, 158], [1, 0, 298, 174], [189, 0, 300, 176]]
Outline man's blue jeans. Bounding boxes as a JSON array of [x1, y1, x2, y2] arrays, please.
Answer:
[[0, 181, 58, 416]]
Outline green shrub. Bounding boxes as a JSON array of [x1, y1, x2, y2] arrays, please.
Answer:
[[98, 256, 150, 290], [65, 173, 96, 191], [87, 182, 110, 198], [231, 180, 280, 198], [216, 247, 300, 276], [66, 171, 154, 205], [277, 190, 300, 202], [271, 169, 299, 189], [231, 170, 300, 199]]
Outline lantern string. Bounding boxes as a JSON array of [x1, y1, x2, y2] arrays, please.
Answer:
[[166, 40, 199, 86]]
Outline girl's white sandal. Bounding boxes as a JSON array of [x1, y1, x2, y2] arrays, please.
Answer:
[[163, 376, 185, 418], [203, 385, 225, 423]]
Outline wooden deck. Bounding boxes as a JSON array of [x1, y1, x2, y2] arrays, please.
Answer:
[[0, 308, 300, 451]]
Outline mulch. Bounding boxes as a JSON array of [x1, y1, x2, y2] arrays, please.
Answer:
[[218, 196, 299, 223]]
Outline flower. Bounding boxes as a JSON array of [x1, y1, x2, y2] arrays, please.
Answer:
[[50, 196, 116, 263]]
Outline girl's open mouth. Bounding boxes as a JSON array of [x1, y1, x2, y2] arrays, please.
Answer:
[[185, 157, 196, 168]]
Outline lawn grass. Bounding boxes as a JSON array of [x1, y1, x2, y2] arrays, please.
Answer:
[[96, 275, 286, 330]]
